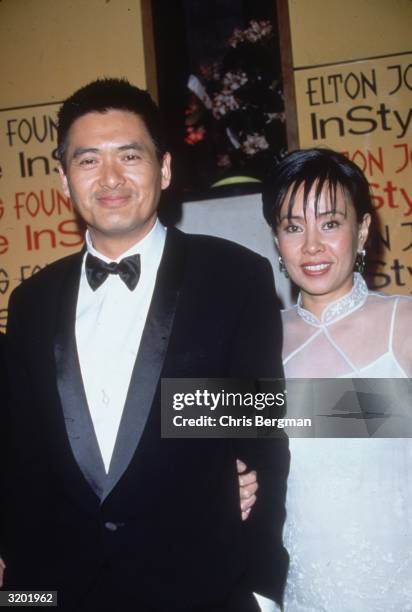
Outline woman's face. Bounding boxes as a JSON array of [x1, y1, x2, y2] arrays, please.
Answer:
[[275, 183, 370, 307]]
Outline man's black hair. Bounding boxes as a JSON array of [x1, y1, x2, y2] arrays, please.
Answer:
[[57, 77, 167, 169], [262, 148, 374, 230]]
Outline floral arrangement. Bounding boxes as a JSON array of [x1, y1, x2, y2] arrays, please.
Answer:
[[184, 19, 286, 189]]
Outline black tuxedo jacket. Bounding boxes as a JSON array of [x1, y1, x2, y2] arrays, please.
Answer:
[[3, 228, 288, 611]]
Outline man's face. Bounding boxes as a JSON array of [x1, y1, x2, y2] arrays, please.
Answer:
[[59, 109, 171, 257]]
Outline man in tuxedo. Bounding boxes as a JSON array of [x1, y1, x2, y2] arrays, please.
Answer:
[[3, 79, 288, 611]]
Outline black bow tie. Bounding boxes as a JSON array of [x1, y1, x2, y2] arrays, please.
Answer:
[[85, 253, 141, 291]]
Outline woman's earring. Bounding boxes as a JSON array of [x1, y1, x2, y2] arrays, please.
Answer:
[[355, 249, 366, 275], [278, 255, 289, 278]]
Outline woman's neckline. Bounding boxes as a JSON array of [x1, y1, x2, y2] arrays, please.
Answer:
[[296, 273, 369, 327]]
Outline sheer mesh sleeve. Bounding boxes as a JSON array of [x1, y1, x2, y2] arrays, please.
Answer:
[[391, 296, 412, 377]]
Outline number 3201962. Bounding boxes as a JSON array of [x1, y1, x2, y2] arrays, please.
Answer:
[[0, 591, 57, 606]]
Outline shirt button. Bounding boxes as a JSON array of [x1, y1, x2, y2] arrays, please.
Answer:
[[104, 521, 118, 532]]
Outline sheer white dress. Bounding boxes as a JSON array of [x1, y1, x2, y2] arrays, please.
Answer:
[[282, 274, 412, 612]]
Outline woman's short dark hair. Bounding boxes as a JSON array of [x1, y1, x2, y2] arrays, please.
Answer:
[[262, 148, 374, 230], [57, 78, 167, 170]]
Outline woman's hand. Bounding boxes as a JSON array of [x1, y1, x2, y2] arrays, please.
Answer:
[[237, 459, 258, 520]]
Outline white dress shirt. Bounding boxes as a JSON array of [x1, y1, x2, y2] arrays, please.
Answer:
[[75, 220, 166, 472]]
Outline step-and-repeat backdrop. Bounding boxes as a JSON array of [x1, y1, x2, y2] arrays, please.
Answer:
[[295, 52, 412, 295]]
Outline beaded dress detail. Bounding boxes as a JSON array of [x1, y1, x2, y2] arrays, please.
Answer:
[[295, 271, 369, 328]]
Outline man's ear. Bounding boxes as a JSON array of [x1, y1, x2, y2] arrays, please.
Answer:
[[161, 152, 172, 190], [58, 165, 70, 198]]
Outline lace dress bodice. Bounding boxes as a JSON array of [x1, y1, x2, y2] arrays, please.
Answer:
[[282, 275, 412, 612], [282, 273, 410, 379]]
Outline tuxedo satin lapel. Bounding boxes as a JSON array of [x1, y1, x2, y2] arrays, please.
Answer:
[[103, 228, 186, 501], [54, 252, 107, 501]]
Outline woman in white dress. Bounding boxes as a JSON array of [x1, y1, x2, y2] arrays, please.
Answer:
[[261, 148, 412, 612]]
